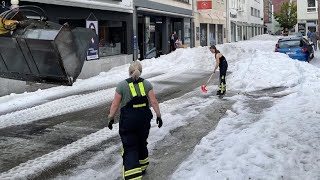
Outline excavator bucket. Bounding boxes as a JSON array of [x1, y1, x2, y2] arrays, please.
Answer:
[[0, 22, 96, 85]]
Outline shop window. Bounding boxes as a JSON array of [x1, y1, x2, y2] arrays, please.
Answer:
[[200, 23, 208, 46], [98, 21, 126, 57], [209, 24, 216, 46]]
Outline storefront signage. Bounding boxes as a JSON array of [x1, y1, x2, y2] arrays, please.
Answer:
[[197, 1, 212, 10], [86, 13, 99, 61]]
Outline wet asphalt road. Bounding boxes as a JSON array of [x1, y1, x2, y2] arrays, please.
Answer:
[[0, 70, 287, 180], [0, 71, 214, 175]]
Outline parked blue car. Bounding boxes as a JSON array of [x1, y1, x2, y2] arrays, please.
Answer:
[[275, 37, 314, 62]]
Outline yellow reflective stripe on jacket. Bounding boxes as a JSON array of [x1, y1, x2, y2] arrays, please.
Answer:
[[133, 103, 146, 108], [128, 82, 137, 97], [125, 167, 142, 177], [138, 82, 146, 96]]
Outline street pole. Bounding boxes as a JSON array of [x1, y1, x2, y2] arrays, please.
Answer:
[[226, 0, 229, 42], [133, 3, 137, 61], [191, 0, 195, 47], [318, 0, 320, 37]]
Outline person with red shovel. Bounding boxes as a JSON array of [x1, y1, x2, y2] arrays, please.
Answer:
[[201, 45, 228, 96], [211, 45, 228, 96]]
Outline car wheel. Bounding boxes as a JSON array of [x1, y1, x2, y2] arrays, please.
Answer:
[[311, 53, 314, 59]]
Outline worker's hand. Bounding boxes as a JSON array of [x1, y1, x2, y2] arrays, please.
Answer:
[[156, 117, 163, 128], [108, 116, 114, 130]]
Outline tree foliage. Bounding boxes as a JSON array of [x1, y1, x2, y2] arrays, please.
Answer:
[[274, 2, 297, 31]]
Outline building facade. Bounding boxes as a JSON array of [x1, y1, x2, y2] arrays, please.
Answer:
[[193, 0, 226, 47], [133, 0, 193, 60], [20, 0, 134, 59], [297, 0, 318, 36], [264, 0, 273, 33], [227, 0, 264, 42], [273, 0, 297, 34]]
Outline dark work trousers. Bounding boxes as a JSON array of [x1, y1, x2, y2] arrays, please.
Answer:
[[217, 61, 228, 95], [119, 108, 152, 180]]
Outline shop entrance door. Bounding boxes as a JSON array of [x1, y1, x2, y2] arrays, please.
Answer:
[[155, 18, 163, 57], [138, 16, 144, 60]]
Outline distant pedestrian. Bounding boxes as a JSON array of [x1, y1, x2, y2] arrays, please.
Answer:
[[310, 31, 318, 51], [307, 30, 311, 41], [170, 31, 178, 52]]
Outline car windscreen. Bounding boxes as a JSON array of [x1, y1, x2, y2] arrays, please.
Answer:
[[278, 40, 302, 48]]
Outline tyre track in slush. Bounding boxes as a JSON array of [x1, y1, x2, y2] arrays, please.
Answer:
[[0, 72, 213, 175]]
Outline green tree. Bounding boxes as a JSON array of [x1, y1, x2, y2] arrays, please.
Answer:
[[274, 2, 297, 33]]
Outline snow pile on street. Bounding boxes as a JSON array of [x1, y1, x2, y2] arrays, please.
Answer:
[[0, 47, 213, 115], [0, 34, 280, 116], [250, 34, 280, 41], [310, 50, 320, 68], [0, 84, 219, 180], [172, 93, 320, 180], [172, 36, 320, 179]]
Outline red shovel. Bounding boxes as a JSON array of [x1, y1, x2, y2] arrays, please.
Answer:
[[201, 72, 215, 93]]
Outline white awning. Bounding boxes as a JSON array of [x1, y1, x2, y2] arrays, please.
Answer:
[[21, 0, 133, 13]]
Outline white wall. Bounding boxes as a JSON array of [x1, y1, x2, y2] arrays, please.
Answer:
[[297, 0, 318, 34], [227, 0, 264, 42], [297, 0, 318, 20], [247, 0, 264, 25], [0, 78, 26, 97]]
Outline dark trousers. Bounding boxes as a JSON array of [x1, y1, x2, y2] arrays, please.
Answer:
[[217, 63, 228, 95], [119, 109, 152, 180]]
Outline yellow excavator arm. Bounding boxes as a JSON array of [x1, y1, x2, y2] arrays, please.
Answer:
[[0, 18, 18, 34]]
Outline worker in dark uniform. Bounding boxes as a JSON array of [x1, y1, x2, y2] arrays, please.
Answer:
[[210, 45, 228, 96], [108, 61, 163, 180]]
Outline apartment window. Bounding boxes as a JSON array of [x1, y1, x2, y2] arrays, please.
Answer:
[[251, 7, 261, 18], [307, 0, 317, 12]]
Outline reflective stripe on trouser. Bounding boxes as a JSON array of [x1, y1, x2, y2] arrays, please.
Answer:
[[218, 63, 227, 95], [120, 124, 150, 180], [218, 82, 226, 93], [139, 157, 149, 171]]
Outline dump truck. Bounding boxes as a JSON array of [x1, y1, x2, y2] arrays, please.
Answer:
[[0, 5, 97, 86]]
